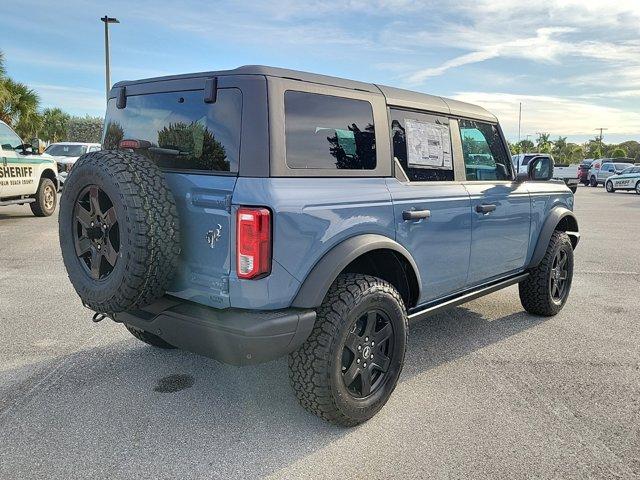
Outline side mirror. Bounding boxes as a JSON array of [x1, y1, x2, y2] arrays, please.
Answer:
[[527, 155, 554, 181]]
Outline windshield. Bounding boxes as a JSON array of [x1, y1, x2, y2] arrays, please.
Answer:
[[0, 122, 22, 150], [45, 144, 88, 157]]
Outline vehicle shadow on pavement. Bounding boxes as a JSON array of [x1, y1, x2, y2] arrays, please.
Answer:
[[0, 306, 546, 479]]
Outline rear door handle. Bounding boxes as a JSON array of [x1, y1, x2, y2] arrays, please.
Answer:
[[475, 203, 497, 214], [402, 209, 431, 221]]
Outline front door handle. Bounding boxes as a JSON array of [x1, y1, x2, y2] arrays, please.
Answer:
[[403, 209, 431, 221], [476, 203, 497, 214]]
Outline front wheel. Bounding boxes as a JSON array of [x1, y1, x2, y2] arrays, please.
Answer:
[[606, 181, 615, 193], [635, 181, 640, 195], [589, 176, 597, 187], [288, 274, 407, 427], [519, 231, 574, 316], [30, 177, 57, 217]]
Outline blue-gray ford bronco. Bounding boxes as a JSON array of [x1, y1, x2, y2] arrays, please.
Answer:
[[59, 66, 579, 426]]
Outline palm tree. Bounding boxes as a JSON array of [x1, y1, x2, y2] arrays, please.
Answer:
[[40, 107, 70, 142], [0, 78, 41, 138], [0, 50, 41, 138]]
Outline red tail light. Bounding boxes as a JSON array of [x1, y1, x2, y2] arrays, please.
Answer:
[[236, 207, 271, 279]]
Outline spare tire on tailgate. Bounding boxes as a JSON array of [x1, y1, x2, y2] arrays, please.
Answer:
[[59, 150, 180, 314]]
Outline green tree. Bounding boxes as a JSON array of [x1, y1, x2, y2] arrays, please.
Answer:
[[67, 115, 103, 142], [617, 141, 640, 161], [536, 132, 551, 152], [610, 147, 627, 158], [103, 121, 124, 149], [156, 121, 229, 171], [40, 108, 70, 142], [0, 78, 41, 138]]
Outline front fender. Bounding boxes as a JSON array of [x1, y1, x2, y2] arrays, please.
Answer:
[[528, 207, 579, 268], [291, 234, 421, 308]]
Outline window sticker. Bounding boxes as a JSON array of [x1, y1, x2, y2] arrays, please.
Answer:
[[405, 119, 452, 169]]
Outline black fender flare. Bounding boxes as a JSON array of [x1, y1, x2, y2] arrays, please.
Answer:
[[528, 207, 579, 268], [291, 234, 421, 308]]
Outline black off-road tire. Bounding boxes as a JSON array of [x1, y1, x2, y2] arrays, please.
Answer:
[[59, 150, 180, 314], [125, 324, 175, 349], [288, 274, 408, 427], [30, 177, 57, 217], [606, 180, 615, 193], [519, 231, 574, 316]]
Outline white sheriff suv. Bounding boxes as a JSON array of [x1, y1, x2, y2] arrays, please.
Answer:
[[605, 165, 640, 194], [0, 120, 59, 216]]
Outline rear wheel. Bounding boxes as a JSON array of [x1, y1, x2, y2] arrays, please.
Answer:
[[288, 274, 407, 427], [589, 176, 597, 187], [636, 181, 640, 195], [519, 231, 573, 316], [606, 181, 615, 193], [30, 177, 57, 217], [59, 150, 180, 314], [569, 185, 577, 194]]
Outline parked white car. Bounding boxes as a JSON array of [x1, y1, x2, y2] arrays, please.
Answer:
[[44, 142, 101, 186]]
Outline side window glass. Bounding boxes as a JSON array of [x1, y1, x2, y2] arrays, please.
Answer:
[[285, 91, 376, 170], [459, 120, 511, 181], [390, 109, 453, 182]]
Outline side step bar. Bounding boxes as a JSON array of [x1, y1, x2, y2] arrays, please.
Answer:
[[0, 198, 35, 207], [408, 272, 529, 323]]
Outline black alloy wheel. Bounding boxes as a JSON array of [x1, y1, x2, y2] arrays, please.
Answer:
[[341, 310, 395, 398], [549, 248, 569, 304], [73, 185, 120, 280]]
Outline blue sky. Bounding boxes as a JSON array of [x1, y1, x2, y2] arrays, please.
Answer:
[[2, 0, 639, 143]]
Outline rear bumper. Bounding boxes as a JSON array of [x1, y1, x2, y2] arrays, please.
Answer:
[[114, 297, 316, 366]]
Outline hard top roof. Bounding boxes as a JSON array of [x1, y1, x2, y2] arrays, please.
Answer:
[[112, 65, 497, 122]]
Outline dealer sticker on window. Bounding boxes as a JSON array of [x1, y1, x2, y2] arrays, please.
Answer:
[[405, 119, 452, 170]]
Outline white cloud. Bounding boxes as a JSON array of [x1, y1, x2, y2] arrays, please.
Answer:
[[453, 91, 640, 139], [31, 84, 105, 116], [395, 1, 640, 87]]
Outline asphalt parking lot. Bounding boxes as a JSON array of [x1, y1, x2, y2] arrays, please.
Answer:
[[0, 186, 638, 479]]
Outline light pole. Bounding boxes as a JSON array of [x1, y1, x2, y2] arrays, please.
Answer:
[[101, 16, 120, 102]]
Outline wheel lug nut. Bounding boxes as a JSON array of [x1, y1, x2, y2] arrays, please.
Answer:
[[357, 345, 361, 351], [371, 342, 375, 346], [97, 245, 101, 250], [91, 222, 94, 227], [356, 359, 360, 364], [363, 363, 367, 367], [365, 337, 369, 342]]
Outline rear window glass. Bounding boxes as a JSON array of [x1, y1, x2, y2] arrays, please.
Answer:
[[284, 91, 376, 170], [103, 89, 241, 172]]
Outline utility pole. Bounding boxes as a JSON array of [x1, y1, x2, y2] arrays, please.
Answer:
[[101, 16, 120, 102], [517, 102, 522, 144], [595, 127, 607, 157]]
